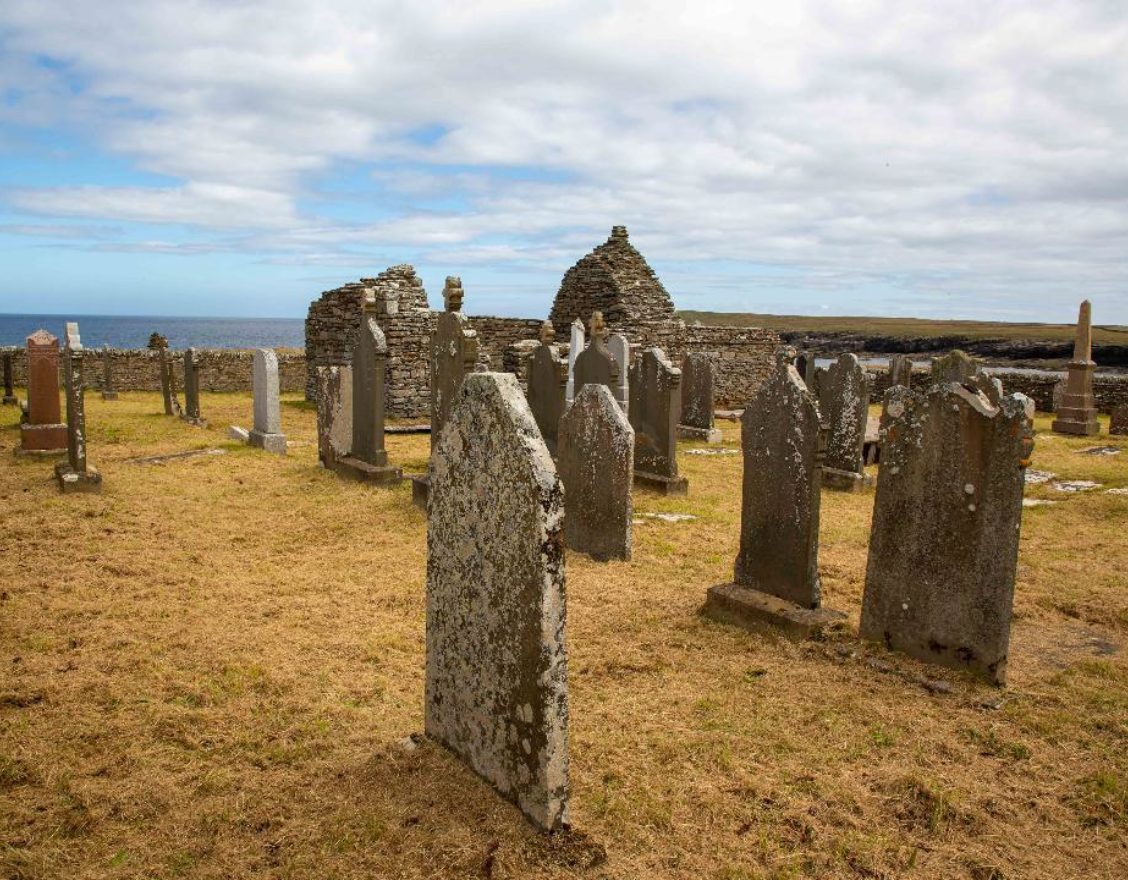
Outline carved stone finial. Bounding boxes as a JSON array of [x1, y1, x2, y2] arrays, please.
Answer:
[[539, 320, 555, 345], [589, 311, 606, 341], [443, 276, 464, 312]]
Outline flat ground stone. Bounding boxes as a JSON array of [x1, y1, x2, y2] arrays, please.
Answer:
[[1050, 480, 1101, 492], [634, 512, 697, 523], [684, 448, 738, 456], [1079, 446, 1120, 456], [426, 372, 569, 832], [1025, 469, 1055, 484]]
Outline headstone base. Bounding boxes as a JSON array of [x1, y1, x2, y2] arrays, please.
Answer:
[[333, 456, 403, 486], [101, 391, 119, 401], [821, 467, 874, 492], [1051, 411, 1100, 436], [411, 473, 430, 509], [677, 424, 723, 444], [19, 423, 67, 453], [704, 583, 846, 640], [633, 470, 688, 496], [54, 461, 102, 494], [2, 395, 18, 406], [248, 429, 288, 454]]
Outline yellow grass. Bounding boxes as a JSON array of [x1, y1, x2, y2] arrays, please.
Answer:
[[1, 391, 1126, 879]]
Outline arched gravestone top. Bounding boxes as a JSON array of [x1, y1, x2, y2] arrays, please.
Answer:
[[814, 353, 870, 480], [426, 372, 569, 832], [573, 312, 620, 397], [526, 321, 568, 454]]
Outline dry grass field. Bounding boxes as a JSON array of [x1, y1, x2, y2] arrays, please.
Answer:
[[1, 390, 1126, 880]]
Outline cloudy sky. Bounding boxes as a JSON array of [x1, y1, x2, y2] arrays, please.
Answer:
[[1, 1, 1125, 322]]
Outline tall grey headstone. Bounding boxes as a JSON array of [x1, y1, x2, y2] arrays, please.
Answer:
[[888, 354, 912, 389], [572, 312, 620, 401], [316, 365, 352, 468], [814, 353, 872, 491], [678, 352, 721, 443], [248, 348, 287, 454], [704, 356, 844, 637], [426, 372, 569, 832], [860, 383, 1035, 685], [182, 347, 205, 426], [930, 349, 980, 385], [558, 383, 633, 561], [565, 318, 584, 404], [1, 350, 15, 405], [525, 321, 568, 455], [628, 348, 687, 495], [55, 323, 101, 493], [606, 333, 630, 411]]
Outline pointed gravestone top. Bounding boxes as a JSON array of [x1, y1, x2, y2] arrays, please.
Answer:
[[1073, 299, 1093, 363]]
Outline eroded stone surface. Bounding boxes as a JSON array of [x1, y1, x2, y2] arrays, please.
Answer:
[[525, 322, 568, 455], [557, 384, 633, 561], [814, 353, 871, 488], [426, 372, 569, 831], [430, 277, 479, 450], [680, 352, 715, 431], [56, 322, 101, 493], [628, 348, 685, 491], [316, 365, 352, 467], [930, 349, 981, 384], [860, 383, 1035, 685]]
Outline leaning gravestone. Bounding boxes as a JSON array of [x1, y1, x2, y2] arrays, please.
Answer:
[[182, 347, 206, 426], [814, 353, 872, 491], [628, 348, 687, 495], [426, 372, 569, 832], [557, 383, 633, 561], [55, 322, 101, 493], [19, 329, 67, 453], [2, 349, 16, 405], [247, 348, 287, 454], [930, 349, 980, 384], [888, 354, 912, 389], [100, 346, 118, 401], [1110, 404, 1128, 436], [565, 318, 584, 404], [525, 321, 568, 455], [678, 352, 721, 443], [316, 365, 352, 468], [860, 383, 1035, 685], [704, 355, 844, 637]]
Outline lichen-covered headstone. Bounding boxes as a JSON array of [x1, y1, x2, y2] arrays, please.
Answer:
[[1, 350, 15, 405], [149, 332, 182, 417], [678, 352, 721, 443], [930, 349, 980, 385], [860, 383, 1035, 685], [316, 365, 352, 467], [628, 348, 687, 495], [100, 346, 118, 401], [793, 350, 816, 388], [55, 323, 101, 493], [19, 329, 67, 453], [425, 372, 569, 831], [558, 383, 633, 561], [248, 348, 287, 454], [525, 321, 568, 455], [182, 347, 205, 426], [888, 354, 912, 389], [814, 353, 872, 491], [1052, 300, 1100, 436], [565, 318, 584, 404]]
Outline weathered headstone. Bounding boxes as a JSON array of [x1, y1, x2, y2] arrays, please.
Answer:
[[1110, 404, 1128, 436], [606, 332, 630, 411], [100, 346, 118, 401], [572, 312, 621, 402], [3, 350, 18, 405], [565, 318, 584, 404], [930, 349, 980, 385], [704, 356, 845, 638], [793, 350, 816, 388], [1051, 378, 1066, 414], [316, 365, 352, 467], [247, 348, 287, 454], [19, 330, 67, 453], [181, 347, 206, 426], [525, 321, 568, 455], [628, 348, 687, 495], [425, 372, 569, 831], [333, 291, 402, 484], [888, 354, 912, 389], [814, 353, 873, 491], [678, 352, 721, 443], [860, 383, 1035, 685], [557, 383, 633, 561], [1052, 300, 1100, 436], [55, 323, 101, 493]]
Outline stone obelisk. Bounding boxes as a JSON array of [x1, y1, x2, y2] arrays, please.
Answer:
[[1051, 300, 1100, 436]]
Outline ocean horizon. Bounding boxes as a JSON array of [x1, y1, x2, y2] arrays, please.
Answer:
[[0, 313, 306, 350]]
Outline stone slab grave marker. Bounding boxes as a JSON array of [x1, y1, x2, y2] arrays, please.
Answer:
[[425, 372, 569, 831], [333, 289, 402, 484], [888, 353, 913, 389], [558, 383, 634, 561], [100, 346, 118, 401], [3, 349, 18, 405], [19, 329, 67, 454], [246, 348, 287, 454], [860, 383, 1035, 685], [792, 350, 816, 389], [628, 347, 688, 495], [565, 318, 584, 404], [55, 322, 101, 493], [1110, 404, 1128, 436], [525, 321, 568, 455], [148, 332, 182, 417], [678, 352, 722, 443], [572, 311, 621, 403], [316, 365, 352, 468], [1051, 378, 1066, 414], [1052, 300, 1100, 436], [930, 349, 981, 385], [814, 353, 873, 491], [704, 354, 845, 638], [181, 347, 206, 426], [412, 277, 479, 508]]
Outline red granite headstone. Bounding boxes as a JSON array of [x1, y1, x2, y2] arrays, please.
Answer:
[[19, 329, 67, 453]]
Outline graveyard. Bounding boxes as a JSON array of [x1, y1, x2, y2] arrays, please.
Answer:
[[1, 380, 1125, 879]]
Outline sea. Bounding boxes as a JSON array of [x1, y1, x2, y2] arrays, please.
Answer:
[[0, 314, 306, 350]]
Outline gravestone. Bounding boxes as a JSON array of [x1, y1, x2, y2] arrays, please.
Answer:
[[565, 318, 584, 404], [792, 350, 816, 388], [55, 323, 101, 493], [247, 348, 287, 454], [930, 349, 980, 385], [678, 352, 721, 443], [1051, 378, 1066, 414], [606, 332, 630, 411], [814, 353, 873, 491], [316, 365, 352, 467], [19, 329, 67, 453], [704, 356, 845, 637], [182, 347, 206, 426], [1052, 300, 1100, 436], [333, 291, 402, 484], [572, 312, 621, 402], [628, 348, 687, 495], [148, 333, 182, 416], [100, 346, 118, 401], [860, 383, 1035, 685], [525, 321, 568, 455], [426, 372, 569, 832], [413, 277, 479, 508], [1110, 404, 1128, 436], [888, 354, 912, 389], [557, 383, 633, 561], [2, 350, 16, 405]]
